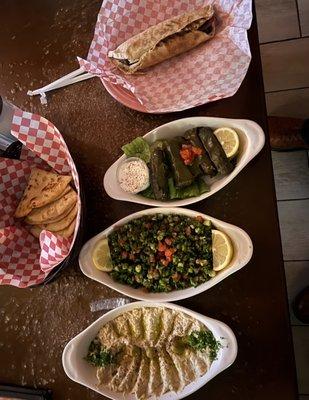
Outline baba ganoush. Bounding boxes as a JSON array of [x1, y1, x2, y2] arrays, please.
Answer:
[[86, 306, 221, 399]]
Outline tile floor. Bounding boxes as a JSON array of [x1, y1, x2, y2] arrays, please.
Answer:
[[256, 0, 309, 397]]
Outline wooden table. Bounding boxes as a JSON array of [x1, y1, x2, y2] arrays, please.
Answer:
[[0, 1, 298, 399]]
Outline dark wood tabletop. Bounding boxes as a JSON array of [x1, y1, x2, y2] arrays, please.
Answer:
[[0, 1, 298, 399]]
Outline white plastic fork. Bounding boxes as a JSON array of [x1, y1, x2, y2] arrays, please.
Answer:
[[27, 67, 95, 104]]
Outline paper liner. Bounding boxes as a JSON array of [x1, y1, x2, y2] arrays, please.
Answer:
[[79, 0, 252, 113], [0, 109, 80, 288]]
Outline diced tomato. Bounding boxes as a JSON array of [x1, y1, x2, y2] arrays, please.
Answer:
[[192, 146, 203, 155], [195, 215, 204, 222], [158, 241, 167, 252], [121, 251, 128, 258], [164, 237, 173, 246], [180, 144, 202, 166], [161, 259, 170, 267], [180, 148, 191, 160], [165, 248, 174, 258], [129, 253, 135, 261], [164, 248, 176, 257]]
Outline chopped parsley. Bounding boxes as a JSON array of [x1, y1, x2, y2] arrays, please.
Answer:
[[108, 214, 213, 293], [187, 330, 221, 361], [86, 338, 114, 367]]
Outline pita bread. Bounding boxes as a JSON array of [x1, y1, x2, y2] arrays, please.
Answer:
[[54, 218, 76, 238], [108, 5, 215, 74], [38, 202, 75, 224], [15, 168, 72, 218], [29, 217, 76, 239], [51, 185, 71, 202], [25, 189, 77, 225], [39, 203, 78, 232]]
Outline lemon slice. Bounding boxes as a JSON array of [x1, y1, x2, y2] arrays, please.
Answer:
[[214, 127, 239, 158], [92, 237, 113, 271], [212, 230, 233, 271]]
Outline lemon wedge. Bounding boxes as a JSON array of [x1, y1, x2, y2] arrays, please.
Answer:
[[92, 237, 113, 271], [212, 230, 233, 271], [214, 127, 239, 158]]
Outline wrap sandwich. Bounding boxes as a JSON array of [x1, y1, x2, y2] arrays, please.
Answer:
[[108, 5, 216, 74]]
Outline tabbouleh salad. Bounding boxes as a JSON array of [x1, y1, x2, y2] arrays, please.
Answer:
[[108, 214, 215, 292]]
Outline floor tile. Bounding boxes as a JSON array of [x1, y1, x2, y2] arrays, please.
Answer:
[[255, 0, 300, 43], [271, 151, 309, 200], [266, 88, 309, 119], [292, 326, 309, 394], [277, 199, 309, 260], [298, 0, 309, 37], [261, 38, 309, 92], [284, 261, 309, 324]]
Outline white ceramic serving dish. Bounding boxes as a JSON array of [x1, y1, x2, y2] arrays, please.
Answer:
[[79, 207, 253, 302], [104, 116, 265, 207], [62, 301, 237, 400]]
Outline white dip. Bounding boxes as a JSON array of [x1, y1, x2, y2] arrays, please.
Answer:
[[117, 158, 150, 194]]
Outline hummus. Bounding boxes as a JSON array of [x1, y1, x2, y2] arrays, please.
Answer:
[[88, 307, 220, 400]]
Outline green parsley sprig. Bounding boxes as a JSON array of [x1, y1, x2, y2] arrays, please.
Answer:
[[187, 330, 222, 361]]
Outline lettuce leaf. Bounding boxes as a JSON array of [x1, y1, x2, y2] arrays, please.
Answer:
[[140, 185, 155, 199], [122, 137, 151, 163], [168, 178, 200, 199], [197, 176, 210, 194]]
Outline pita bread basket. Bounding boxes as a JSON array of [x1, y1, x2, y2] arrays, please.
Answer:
[[0, 107, 84, 288]]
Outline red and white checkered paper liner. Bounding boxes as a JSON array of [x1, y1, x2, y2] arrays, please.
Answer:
[[79, 0, 252, 113], [0, 108, 80, 288]]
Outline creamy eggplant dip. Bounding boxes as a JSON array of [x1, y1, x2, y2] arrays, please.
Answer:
[[86, 307, 221, 399]]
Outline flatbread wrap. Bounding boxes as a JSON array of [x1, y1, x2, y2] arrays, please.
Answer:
[[108, 5, 216, 74]]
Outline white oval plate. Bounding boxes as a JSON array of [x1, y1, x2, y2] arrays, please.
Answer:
[[62, 301, 237, 400], [79, 207, 253, 302], [104, 116, 265, 207]]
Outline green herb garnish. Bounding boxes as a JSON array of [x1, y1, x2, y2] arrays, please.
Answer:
[[86, 338, 114, 367], [187, 330, 221, 361]]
